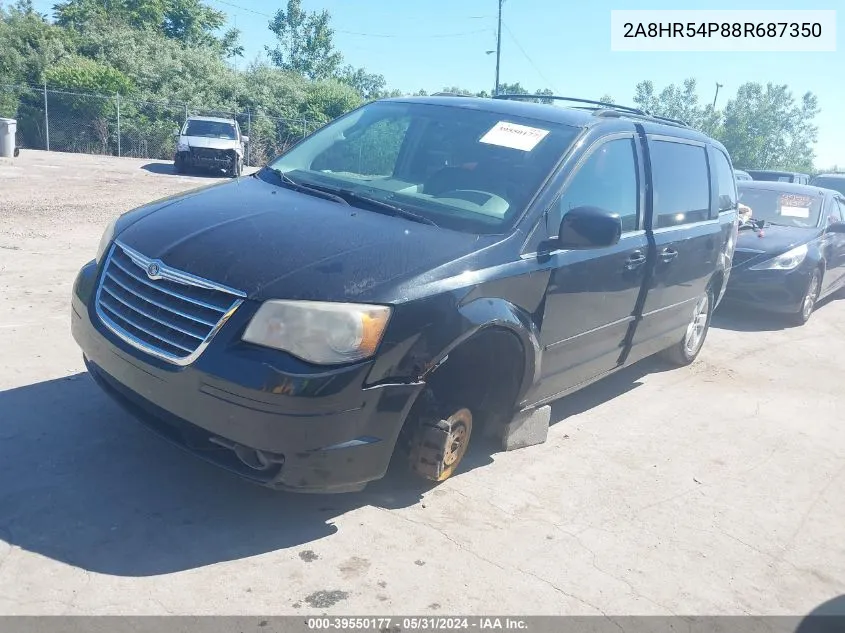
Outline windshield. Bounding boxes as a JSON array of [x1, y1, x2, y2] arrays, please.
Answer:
[[737, 186, 823, 228], [267, 101, 580, 234], [184, 120, 238, 140], [810, 176, 845, 196]]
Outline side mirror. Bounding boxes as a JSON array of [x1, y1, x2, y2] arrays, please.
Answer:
[[242, 135, 249, 144], [826, 221, 845, 233], [173, 131, 181, 138], [558, 205, 622, 249]]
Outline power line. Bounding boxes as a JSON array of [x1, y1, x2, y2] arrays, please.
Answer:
[[502, 21, 559, 93], [210, 0, 492, 38]]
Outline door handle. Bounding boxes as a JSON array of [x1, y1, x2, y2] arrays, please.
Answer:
[[660, 247, 678, 263], [625, 251, 647, 270]]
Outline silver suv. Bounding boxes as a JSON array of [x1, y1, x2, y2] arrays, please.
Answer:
[[174, 116, 248, 177]]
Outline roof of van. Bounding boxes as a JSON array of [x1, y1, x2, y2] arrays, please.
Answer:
[[383, 95, 715, 145]]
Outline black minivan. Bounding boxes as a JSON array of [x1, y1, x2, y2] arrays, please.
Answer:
[[71, 95, 739, 492]]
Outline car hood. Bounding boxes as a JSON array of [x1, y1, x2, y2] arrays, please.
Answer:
[[182, 136, 240, 150], [735, 224, 819, 254], [114, 175, 490, 302]]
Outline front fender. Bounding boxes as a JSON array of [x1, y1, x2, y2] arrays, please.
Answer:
[[364, 295, 541, 404]]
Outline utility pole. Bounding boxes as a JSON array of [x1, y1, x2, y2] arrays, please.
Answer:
[[713, 82, 723, 109], [494, 0, 504, 96]]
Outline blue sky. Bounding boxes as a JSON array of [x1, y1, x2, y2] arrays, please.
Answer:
[[33, 0, 843, 168]]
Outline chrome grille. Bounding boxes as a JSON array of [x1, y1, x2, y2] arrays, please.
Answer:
[[95, 241, 246, 365]]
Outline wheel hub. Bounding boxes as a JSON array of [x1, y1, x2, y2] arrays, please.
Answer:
[[684, 294, 709, 356]]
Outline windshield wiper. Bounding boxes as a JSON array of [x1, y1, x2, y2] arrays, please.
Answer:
[[299, 183, 440, 227], [265, 168, 350, 206]]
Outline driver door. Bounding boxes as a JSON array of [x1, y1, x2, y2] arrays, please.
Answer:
[[532, 133, 649, 404]]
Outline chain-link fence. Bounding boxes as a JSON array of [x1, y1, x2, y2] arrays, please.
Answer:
[[0, 84, 323, 167]]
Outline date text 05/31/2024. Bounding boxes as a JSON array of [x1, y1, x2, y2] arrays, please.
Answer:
[[306, 617, 529, 630], [623, 21, 823, 38]]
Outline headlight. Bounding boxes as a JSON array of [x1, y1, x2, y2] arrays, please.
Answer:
[[176, 141, 190, 152], [95, 216, 119, 263], [750, 243, 808, 271], [242, 300, 391, 365]]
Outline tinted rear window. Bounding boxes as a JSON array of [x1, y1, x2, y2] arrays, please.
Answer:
[[650, 140, 711, 228], [810, 176, 845, 196]]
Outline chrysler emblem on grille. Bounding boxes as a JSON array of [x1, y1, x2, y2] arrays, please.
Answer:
[[147, 262, 161, 278]]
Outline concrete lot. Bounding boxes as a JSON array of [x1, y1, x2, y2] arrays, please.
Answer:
[[1, 150, 844, 616]]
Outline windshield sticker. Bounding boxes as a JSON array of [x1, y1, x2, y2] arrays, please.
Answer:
[[479, 121, 550, 152], [780, 194, 812, 207], [781, 205, 811, 218]]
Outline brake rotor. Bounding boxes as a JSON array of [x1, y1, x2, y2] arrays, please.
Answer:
[[410, 407, 473, 482]]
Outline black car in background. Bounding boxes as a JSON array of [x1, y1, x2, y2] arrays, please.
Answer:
[[734, 169, 752, 181], [723, 181, 845, 324], [809, 173, 845, 197], [71, 95, 738, 493], [745, 170, 811, 184]]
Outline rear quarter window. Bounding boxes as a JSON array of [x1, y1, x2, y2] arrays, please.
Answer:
[[649, 139, 711, 228]]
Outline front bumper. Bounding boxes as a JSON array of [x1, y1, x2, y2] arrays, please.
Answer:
[[176, 149, 237, 169], [722, 263, 814, 314], [71, 260, 424, 493]]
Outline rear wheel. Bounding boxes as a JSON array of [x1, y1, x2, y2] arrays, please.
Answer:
[[173, 155, 185, 174], [790, 269, 821, 326], [660, 289, 713, 366]]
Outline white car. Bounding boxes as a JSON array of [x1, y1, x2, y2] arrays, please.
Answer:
[[174, 116, 248, 177]]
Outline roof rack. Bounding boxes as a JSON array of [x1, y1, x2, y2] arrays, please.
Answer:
[[492, 94, 691, 129]]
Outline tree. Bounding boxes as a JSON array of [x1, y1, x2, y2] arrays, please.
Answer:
[[627, 78, 818, 172], [53, 0, 242, 56], [337, 65, 387, 101], [266, 0, 342, 80], [721, 83, 818, 171]]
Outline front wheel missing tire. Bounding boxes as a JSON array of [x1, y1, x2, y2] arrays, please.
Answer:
[[409, 407, 473, 482]]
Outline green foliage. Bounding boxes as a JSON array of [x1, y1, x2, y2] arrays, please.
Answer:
[[44, 56, 133, 94], [337, 65, 387, 101], [630, 78, 819, 172], [0, 1, 71, 84], [312, 117, 409, 177], [721, 83, 818, 172], [53, 0, 240, 55], [266, 0, 342, 80]]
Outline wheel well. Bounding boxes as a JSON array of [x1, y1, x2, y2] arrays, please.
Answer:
[[402, 328, 526, 441]]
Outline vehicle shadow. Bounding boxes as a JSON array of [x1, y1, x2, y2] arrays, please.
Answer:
[[794, 594, 845, 633], [0, 354, 671, 578], [713, 295, 838, 332], [0, 373, 432, 577], [549, 355, 670, 425]]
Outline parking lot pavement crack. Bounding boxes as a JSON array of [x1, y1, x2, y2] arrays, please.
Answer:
[[551, 525, 679, 615], [449, 488, 679, 613], [378, 508, 604, 614], [775, 458, 845, 563]]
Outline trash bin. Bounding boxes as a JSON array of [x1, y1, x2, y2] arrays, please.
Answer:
[[0, 118, 17, 158]]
